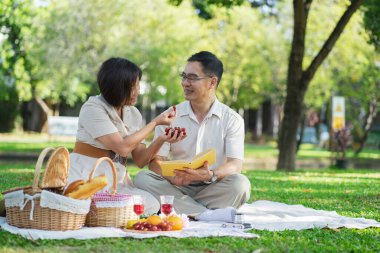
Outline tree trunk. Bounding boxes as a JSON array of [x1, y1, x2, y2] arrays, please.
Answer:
[[296, 110, 306, 153], [277, 0, 364, 171], [277, 0, 309, 171], [355, 99, 378, 156], [22, 97, 50, 132]]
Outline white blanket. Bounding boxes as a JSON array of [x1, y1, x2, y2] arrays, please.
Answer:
[[0, 217, 257, 240], [1, 200, 379, 240], [240, 200, 380, 231]]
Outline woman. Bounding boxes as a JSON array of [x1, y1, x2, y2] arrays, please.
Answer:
[[68, 57, 185, 214]]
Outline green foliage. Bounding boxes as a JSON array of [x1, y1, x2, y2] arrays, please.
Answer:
[[362, 0, 380, 51], [203, 5, 287, 108], [0, 0, 379, 135], [0, 0, 34, 131]]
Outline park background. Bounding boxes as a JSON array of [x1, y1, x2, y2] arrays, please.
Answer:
[[1, 0, 379, 252]]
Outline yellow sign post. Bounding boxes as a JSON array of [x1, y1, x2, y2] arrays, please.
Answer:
[[332, 96, 345, 131]]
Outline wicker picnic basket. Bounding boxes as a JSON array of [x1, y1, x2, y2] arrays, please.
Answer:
[[3, 147, 91, 230], [85, 157, 138, 227]]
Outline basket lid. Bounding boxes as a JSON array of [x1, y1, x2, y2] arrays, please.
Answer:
[[40, 147, 70, 189]]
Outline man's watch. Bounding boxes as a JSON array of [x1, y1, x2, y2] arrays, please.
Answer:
[[204, 170, 218, 184]]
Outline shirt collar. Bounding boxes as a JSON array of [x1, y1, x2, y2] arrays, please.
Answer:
[[179, 99, 222, 119]]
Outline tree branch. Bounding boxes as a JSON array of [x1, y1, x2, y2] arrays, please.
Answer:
[[302, 0, 364, 86], [304, 0, 313, 19]]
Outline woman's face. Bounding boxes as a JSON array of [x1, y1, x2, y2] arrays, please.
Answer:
[[127, 80, 140, 106]]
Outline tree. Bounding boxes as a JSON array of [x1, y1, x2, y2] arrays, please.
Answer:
[[0, 0, 33, 131], [276, 0, 365, 171], [171, 0, 366, 171]]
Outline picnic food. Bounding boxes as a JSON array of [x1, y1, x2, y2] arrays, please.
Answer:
[[165, 126, 187, 138], [132, 220, 173, 231], [65, 175, 108, 199], [63, 179, 86, 195], [3, 146, 91, 231], [129, 214, 184, 231], [167, 215, 183, 230], [126, 219, 139, 229], [40, 147, 70, 189], [168, 105, 176, 118], [146, 215, 163, 225]]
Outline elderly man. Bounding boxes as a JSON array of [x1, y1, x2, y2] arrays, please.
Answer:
[[134, 51, 251, 221]]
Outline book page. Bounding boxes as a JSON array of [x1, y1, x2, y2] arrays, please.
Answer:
[[160, 149, 216, 176]]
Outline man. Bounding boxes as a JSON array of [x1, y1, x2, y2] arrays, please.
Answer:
[[134, 51, 251, 220]]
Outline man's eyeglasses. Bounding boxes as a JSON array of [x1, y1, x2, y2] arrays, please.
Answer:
[[180, 73, 212, 83]]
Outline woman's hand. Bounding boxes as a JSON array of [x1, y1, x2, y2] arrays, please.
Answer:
[[152, 106, 176, 126]]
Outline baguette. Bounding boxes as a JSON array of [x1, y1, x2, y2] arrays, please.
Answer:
[[63, 179, 85, 196], [66, 175, 108, 200]]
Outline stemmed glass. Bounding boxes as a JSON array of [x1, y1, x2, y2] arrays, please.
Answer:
[[160, 195, 174, 219], [133, 195, 144, 219]]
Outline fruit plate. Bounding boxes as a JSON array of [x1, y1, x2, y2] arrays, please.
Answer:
[[123, 229, 181, 234]]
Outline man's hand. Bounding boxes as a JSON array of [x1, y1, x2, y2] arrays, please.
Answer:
[[169, 175, 193, 186], [158, 129, 186, 144], [173, 162, 211, 186]]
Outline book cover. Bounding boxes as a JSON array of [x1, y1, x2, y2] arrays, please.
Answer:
[[160, 149, 216, 176]]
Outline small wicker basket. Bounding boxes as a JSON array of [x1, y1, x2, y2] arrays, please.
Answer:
[[4, 147, 91, 231], [85, 157, 138, 227]]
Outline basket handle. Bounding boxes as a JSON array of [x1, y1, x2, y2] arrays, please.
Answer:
[[33, 147, 57, 192], [88, 157, 117, 195]]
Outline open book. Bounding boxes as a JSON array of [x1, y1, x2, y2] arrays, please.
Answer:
[[160, 149, 216, 176]]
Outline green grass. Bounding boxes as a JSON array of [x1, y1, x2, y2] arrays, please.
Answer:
[[244, 143, 380, 160], [1, 162, 379, 253], [0, 142, 75, 153]]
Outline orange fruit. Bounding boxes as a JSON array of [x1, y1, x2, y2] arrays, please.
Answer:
[[146, 215, 163, 226], [167, 215, 183, 230]]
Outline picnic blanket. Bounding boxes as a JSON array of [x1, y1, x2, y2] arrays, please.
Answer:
[[240, 200, 380, 231], [1, 200, 379, 240]]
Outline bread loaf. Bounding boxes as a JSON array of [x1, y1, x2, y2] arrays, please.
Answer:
[[63, 180, 85, 196], [41, 147, 70, 189], [65, 175, 108, 200]]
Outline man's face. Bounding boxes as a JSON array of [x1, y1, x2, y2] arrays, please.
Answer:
[[181, 61, 214, 102]]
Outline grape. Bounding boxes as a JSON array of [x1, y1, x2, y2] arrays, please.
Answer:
[[165, 127, 186, 137]]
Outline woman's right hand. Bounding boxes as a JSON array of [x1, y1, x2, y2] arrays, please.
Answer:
[[152, 106, 176, 126]]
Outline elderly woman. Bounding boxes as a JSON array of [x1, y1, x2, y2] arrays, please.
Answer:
[[68, 57, 184, 214]]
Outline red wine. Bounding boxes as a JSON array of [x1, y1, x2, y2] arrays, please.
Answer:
[[161, 204, 172, 215], [133, 204, 144, 215]]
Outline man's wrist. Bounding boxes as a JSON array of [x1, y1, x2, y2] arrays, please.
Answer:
[[204, 170, 218, 184]]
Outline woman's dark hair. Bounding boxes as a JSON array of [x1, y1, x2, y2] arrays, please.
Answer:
[[187, 51, 223, 86], [97, 57, 142, 107]]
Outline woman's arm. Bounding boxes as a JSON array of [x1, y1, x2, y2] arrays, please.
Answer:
[[131, 131, 185, 168], [97, 109, 175, 157], [97, 120, 159, 157]]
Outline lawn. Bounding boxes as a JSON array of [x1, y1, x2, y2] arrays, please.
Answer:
[[2, 141, 380, 162], [1, 162, 379, 253]]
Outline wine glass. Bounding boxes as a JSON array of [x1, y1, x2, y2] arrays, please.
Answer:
[[160, 195, 174, 219], [133, 195, 144, 218]]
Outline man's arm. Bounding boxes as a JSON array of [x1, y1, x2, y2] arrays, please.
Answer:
[[208, 157, 243, 180], [149, 155, 193, 186], [174, 157, 242, 184]]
